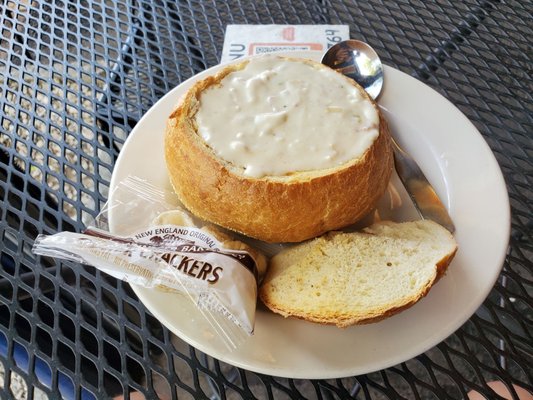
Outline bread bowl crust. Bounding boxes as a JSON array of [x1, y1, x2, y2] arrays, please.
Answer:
[[165, 57, 393, 243]]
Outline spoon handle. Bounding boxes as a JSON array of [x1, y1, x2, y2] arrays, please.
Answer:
[[391, 138, 456, 233]]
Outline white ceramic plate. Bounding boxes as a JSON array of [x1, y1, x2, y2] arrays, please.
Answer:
[[108, 51, 510, 379]]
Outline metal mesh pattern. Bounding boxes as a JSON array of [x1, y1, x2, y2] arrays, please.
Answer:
[[0, 0, 531, 399]]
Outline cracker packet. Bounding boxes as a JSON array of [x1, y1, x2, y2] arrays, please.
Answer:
[[33, 176, 267, 350]]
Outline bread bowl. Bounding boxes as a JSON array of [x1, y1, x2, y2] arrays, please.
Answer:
[[165, 55, 393, 242]]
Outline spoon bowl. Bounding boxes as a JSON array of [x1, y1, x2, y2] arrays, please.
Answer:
[[321, 40, 384, 100]]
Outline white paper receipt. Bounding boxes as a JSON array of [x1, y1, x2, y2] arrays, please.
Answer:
[[221, 24, 350, 63]]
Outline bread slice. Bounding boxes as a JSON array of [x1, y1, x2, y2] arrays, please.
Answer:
[[259, 220, 457, 327], [164, 56, 393, 243]]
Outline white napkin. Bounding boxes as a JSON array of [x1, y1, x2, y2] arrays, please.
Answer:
[[221, 24, 350, 63]]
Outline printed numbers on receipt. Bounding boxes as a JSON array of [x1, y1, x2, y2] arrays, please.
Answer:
[[325, 29, 342, 48]]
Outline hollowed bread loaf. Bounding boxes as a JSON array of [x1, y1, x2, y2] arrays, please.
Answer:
[[164, 55, 393, 243]]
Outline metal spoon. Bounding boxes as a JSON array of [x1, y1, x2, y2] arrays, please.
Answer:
[[322, 40, 455, 232]]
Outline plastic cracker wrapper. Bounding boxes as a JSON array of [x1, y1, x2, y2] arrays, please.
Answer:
[[33, 176, 267, 350]]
